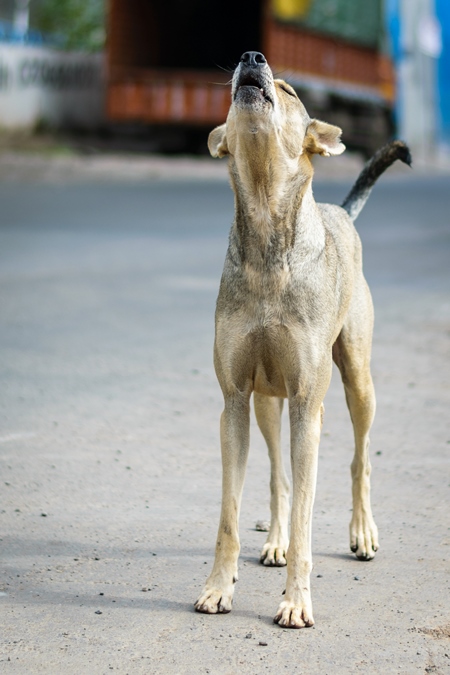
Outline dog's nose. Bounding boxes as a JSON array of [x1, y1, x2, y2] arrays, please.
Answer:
[[240, 51, 267, 67]]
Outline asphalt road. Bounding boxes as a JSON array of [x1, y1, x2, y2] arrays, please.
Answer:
[[1, 171, 450, 674]]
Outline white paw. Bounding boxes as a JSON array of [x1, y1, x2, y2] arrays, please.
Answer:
[[273, 600, 314, 628], [195, 585, 233, 614], [350, 512, 379, 560], [260, 542, 287, 566]]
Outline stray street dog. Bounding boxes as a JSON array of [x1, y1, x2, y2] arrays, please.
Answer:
[[195, 51, 411, 628]]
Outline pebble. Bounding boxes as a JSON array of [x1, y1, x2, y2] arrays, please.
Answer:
[[95, 610, 102, 615]]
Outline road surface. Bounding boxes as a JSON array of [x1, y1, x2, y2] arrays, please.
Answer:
[[0, 166, 449, 673]]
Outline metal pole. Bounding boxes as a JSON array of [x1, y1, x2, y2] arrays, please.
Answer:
[[13, 0, 31, 38]]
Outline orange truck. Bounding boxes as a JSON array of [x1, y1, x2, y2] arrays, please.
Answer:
[[106, 0, 395, 155]]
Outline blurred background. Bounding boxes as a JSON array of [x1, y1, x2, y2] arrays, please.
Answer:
[[0, 0, 449, 160]]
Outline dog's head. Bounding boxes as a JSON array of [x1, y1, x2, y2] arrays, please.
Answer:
[[208, 51, 345, 163]]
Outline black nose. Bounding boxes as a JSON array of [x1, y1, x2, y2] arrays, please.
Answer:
[[240, 51, 267, 67]]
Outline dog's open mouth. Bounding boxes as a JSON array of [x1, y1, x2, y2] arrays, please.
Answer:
[[234, 73, 273, 106]]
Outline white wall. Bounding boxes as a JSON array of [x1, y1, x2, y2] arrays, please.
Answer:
[[0, 44, 105, 130], [398, 0, 441, 160]]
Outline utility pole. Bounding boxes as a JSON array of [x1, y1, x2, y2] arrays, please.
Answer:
[[13, 0, 31, 38]]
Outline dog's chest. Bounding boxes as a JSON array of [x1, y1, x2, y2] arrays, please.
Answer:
[[215, 288, 326, 398], [215, 237, 343, 395]]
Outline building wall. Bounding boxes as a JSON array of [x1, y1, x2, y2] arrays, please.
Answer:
[[0, 44, 105, 130]]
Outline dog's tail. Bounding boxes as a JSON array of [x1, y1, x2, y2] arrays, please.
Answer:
[[341, 140, 412, 221]]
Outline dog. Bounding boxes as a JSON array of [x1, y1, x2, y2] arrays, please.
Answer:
[[194, 51, 411, 628]]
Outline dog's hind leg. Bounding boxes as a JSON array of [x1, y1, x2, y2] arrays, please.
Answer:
[[333, 282, 379, 561], [195, 391, 251, 614], [254, 393, 289, 566]]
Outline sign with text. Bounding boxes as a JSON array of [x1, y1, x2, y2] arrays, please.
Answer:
[[0, 45, 105, 129]]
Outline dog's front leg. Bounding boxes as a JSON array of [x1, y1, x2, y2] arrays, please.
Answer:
[[274, 400, 322, 628], [195, 392, 250, 614]]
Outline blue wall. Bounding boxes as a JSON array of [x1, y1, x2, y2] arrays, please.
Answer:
[[384, 0, 402, 133], [385, 0, 401, 62], [436, 0, 450, 147]]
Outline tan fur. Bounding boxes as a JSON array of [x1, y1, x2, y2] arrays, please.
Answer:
[[195, 57, 378, 628]]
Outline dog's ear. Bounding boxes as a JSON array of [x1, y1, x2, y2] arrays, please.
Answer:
[[208, 124, 229, 158], [303, 119, 345, 157]]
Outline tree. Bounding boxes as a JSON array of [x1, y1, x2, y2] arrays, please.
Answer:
[[32, 0, 105, 51]]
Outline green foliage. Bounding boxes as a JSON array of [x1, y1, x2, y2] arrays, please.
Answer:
[[32, 0, 105, 51]]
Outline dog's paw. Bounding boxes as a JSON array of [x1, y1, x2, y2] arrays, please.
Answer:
[[260, 542, 287, 567], [195, 586, 233, 614], [350, 512, 379, 560], [273, 600, 314, 629]]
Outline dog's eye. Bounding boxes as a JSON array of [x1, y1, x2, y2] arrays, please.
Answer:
[[280, 84, 297, 98]]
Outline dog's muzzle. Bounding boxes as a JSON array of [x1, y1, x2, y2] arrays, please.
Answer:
[[233, 51, 274, 107]]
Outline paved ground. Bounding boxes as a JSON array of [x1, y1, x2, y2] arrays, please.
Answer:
[[0, 158, 450, 673]]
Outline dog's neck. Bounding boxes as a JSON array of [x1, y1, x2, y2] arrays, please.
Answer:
[[228, 134, 322, 267]]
